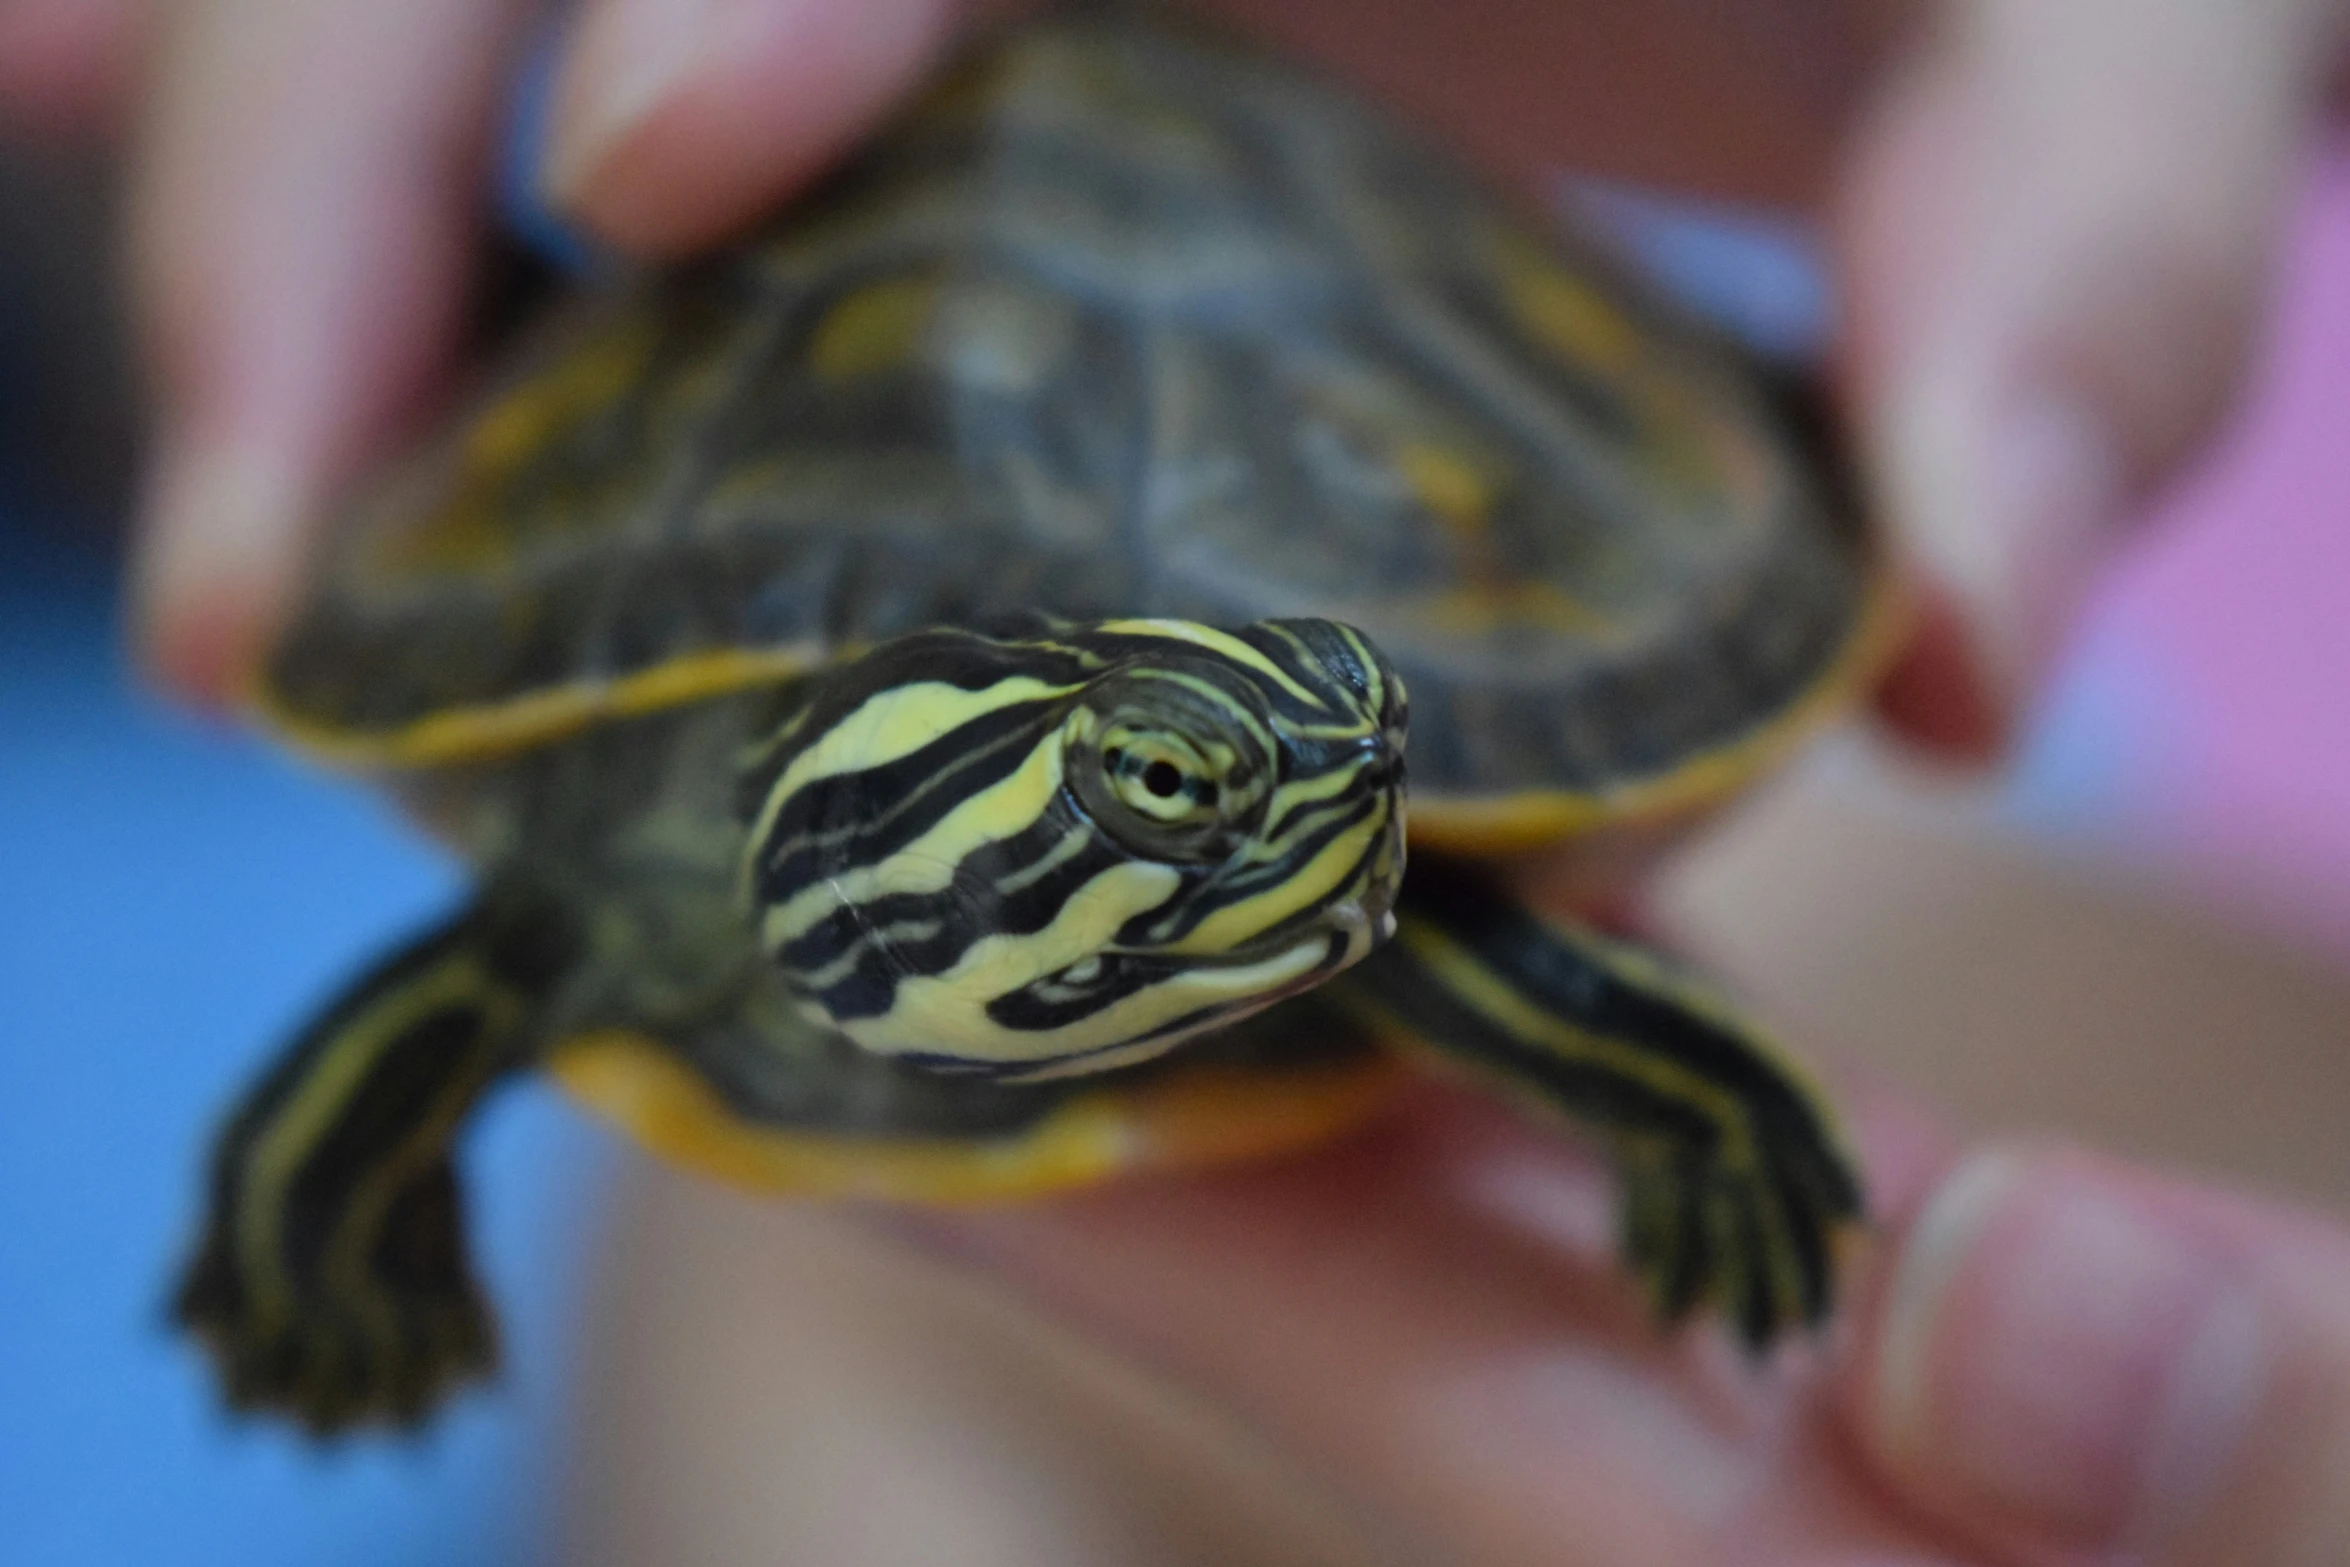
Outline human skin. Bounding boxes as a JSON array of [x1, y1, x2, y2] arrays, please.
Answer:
[[9, 0, 2350, 1559]]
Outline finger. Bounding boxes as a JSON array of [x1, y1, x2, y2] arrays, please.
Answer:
[[1845, 1143, 2350, 1564], [1869, 578, 2006, 763], [541, 0, 958, 255], [927, 1078, 1969, 1562], [130, 0, 535, 704], [0, 0, 143, 139], [1838, 0, 2348, 720]]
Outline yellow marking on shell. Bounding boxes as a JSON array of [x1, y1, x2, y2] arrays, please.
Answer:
[[364, 494, 515, 581], [1490, 231, 1742, 506], [466, 319, 659, 483], [233, 952, 508, 1331], [1399, 582, 1611, 638], [257, 641, 828, 769], [1394, 440, 1494, 539], [810, 276, 941, 381], [1406, 564, 1911, 855], [548, 1030, 1407, 1202], [901, 49, 1016, 133], [369, 317, 665, 579], [1498, 233, 1642, 375]]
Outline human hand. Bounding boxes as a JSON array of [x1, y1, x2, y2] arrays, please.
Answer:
[[18, 1, 2350, 1558], [890, 1080, 2350, 1566]]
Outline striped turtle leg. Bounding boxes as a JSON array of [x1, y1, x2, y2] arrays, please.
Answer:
[[1336, 858, 1863, 1349], [172, 896, 569, 1433]]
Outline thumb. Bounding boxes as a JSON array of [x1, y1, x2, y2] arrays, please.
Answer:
[[541, 0, 955, 255], [1839, 0, 2346, 717], [0, 0, 141, 139], [1845, 1145, 2350, 1564]]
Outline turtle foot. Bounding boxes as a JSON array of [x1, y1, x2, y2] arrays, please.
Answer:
[[1617, 1140, 1855, 1354], [171, 1163, 498, 1436]]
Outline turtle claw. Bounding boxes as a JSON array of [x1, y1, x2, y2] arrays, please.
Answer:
[[176, 1256, 494, 1436], [1617, 1142, 1853, 1355], [172, 1163, 498, 1436]]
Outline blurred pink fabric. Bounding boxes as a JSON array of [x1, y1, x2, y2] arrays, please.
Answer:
[[2029, 133, 2350, 959]]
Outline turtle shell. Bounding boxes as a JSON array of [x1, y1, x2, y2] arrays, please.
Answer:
[[262, 12, 1895, 850]]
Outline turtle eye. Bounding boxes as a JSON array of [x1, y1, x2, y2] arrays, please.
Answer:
[[1067, 693, 1267, 862], [1102, 730, 1222, 827]]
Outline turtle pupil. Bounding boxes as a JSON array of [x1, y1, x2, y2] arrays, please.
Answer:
[[1143, 760, 1183, 798]]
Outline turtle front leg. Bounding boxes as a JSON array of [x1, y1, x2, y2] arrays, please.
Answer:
[[1337, 858, 1862, 1350], [173, 898, 566, 1434]]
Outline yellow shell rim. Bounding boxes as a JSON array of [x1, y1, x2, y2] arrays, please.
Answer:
[[548, 1029, 1406, 1202], [1407, 561, 1911, 855], [253, 560, 1906, 854]]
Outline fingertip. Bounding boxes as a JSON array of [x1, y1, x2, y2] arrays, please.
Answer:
[[0, 0, 141, 141], [136, 589, 266, 716], [1838, 0, 2336, 716], [132, 441, 312, 709], [1838, 54, 2109, 723], [125, 0, 555, 714], [542, 0, 955, 255], [1844, 1144, 2350, 1565], [1867, 579, 2010, 765]]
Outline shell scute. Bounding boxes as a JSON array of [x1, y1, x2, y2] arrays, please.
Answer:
[[261, 15, 1885, 828]]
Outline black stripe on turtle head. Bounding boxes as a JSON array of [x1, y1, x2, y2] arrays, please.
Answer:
[[736, 615, 1408, 1077]]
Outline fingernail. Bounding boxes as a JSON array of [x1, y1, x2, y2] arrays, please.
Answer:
[[133, 441, 310, 706], [542, 0, 721, 208], [1883, 368, 2122, 713], [1870, 1148, 2267, 1556]]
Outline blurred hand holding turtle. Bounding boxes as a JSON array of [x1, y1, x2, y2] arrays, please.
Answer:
[[10, 0, 2350, 1562]]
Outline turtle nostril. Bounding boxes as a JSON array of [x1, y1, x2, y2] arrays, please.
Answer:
[[1359, 735, 1406, 792]]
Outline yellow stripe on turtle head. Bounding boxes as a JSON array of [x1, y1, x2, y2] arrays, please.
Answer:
[[743, 616, 1408, 1085]]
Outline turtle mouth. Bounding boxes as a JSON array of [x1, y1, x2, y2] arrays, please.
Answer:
[[989, 916, 1376, 1084], [1195, 814, 1407, 981], [1176, 883, 1399, 982], [1301, 885, 1398, 962], [958, 888, 1401, 1086]]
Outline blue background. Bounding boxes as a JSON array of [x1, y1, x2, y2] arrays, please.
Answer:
[[0, 521, 607, 1566]]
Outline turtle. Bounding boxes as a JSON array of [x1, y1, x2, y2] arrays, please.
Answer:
[[172, 7, 1902, 1434]]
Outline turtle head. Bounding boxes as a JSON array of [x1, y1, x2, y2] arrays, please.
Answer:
[[741, 617, 1407, 1080]]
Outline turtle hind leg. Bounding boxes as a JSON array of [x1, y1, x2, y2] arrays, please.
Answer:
[[172, 899, 563, 1434], [1338, 859, 1862, 1351]]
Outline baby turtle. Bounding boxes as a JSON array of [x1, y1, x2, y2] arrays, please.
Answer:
[[175, 9, 1898, 1432]]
